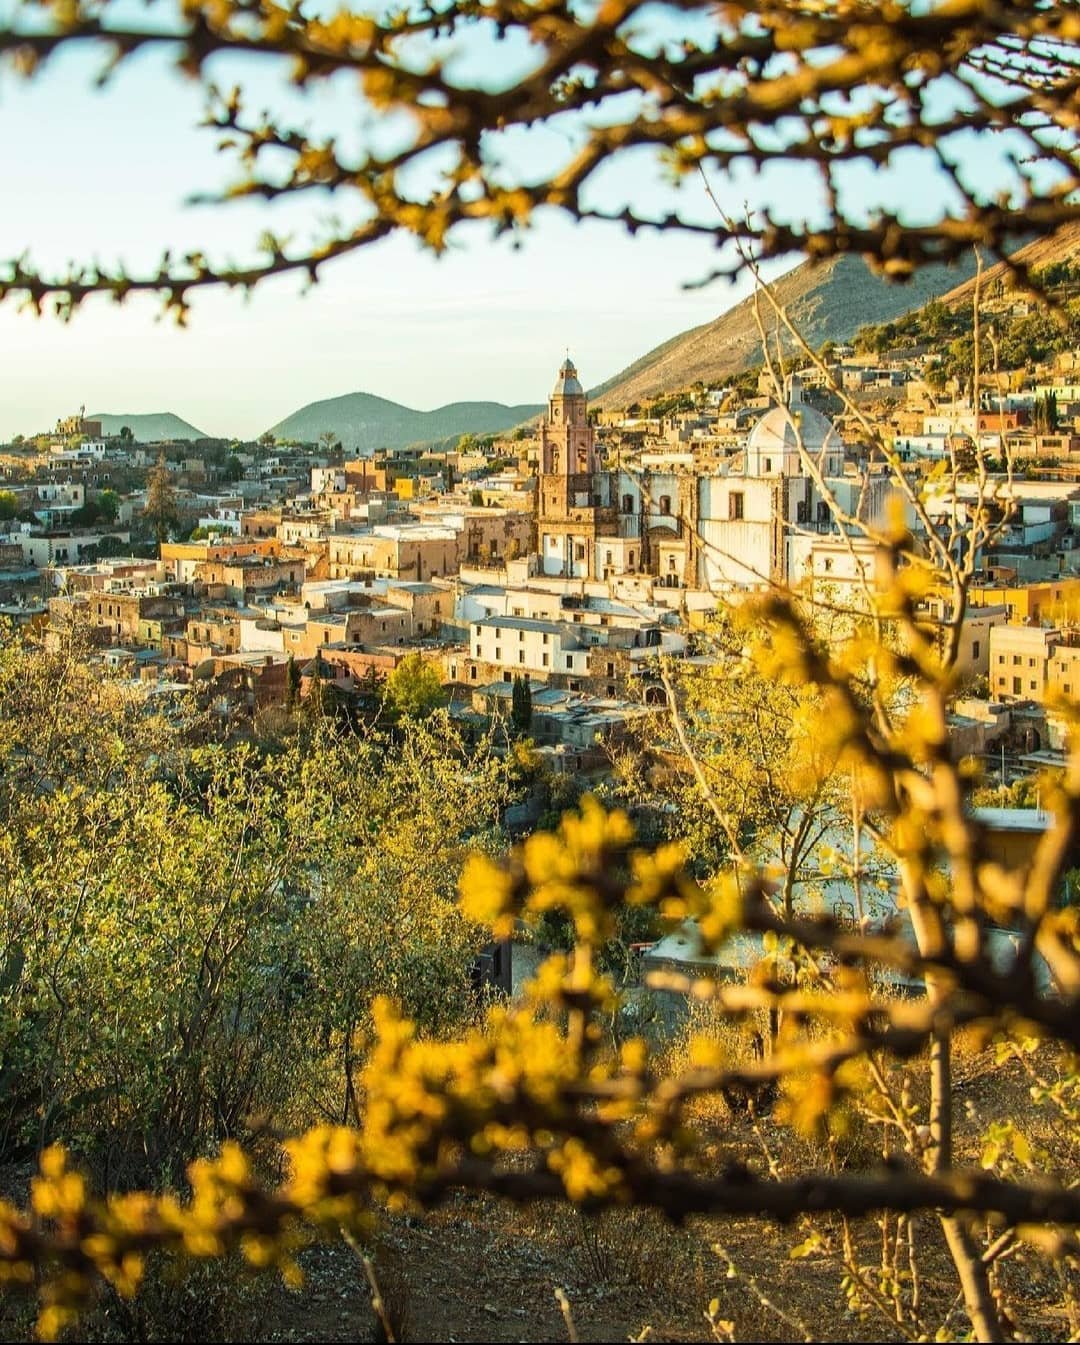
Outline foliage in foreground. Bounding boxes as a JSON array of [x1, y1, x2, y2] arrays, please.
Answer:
[[0, 1, 1077, 317], [2, 550, 1079, 1341], [0, 630, 516, 1187]]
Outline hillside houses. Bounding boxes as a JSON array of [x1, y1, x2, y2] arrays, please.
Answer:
[[2, 340, 1079, 762]]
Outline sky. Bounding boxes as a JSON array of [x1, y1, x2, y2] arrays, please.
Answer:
[[0, 3, 1044, 441]]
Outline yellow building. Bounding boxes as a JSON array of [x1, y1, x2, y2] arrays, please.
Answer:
[[989, 623, 1080, 702], [970, 578, 1080, 626]]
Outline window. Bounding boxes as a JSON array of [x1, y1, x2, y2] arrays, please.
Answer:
[[972, 641, 980, 660], [607, 684, 616, 696], [998, 654, 1005, 664], [569, 680, 581, 691], [1065, 684, 1072, 694], [1013, 655, 1022, 666], [495, 647, 501, 659], [565, 655, 573, 669], [503, 671, 512, 683], [518, 651, 525, 664], [519, 629, 525, 642], [573, 613, 583, 623], [470, 666, 478, 681], [607, 662, 615, 676], [605, 550, 613, 564], [659, 495, 672, 516], [765, 457, 772, 473], [1030, 681, 1037, 691], [1013, 677, 1022, 694], [575, 544, 586, 561], [823, 558, 833, 573], [729, 491, 744, 521], [622, 494, 634, 513], [1029, 658, 1036, 668], [542, 653, 549, 667]]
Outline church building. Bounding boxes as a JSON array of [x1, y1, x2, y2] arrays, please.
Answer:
[[534, 358, 871, 593]]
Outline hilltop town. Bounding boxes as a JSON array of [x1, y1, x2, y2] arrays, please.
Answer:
[[3, 309, 1080, 794]]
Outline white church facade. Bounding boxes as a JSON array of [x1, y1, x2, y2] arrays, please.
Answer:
[[534, 360, 876, 593]]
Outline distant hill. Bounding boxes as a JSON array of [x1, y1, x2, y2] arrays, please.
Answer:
[[266, 392, 543, 453], [91, 412, 208, 442], [591, 252, 980, 409]]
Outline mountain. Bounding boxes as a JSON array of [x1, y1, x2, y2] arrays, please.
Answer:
[[91, 412, 208, 441], [934, 222, 1080, 312], [266, 392, 543, 453], [591, 252, 981, 409]]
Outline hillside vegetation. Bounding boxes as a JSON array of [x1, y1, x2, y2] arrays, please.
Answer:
[[90, 413, 208, 442], [853, 228, 1080, 388]]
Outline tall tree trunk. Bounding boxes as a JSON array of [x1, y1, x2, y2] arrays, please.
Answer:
[[911, 891, 1006, 1342]]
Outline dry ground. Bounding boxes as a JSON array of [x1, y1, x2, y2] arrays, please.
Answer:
[[0, 1042, 1074, 1343]]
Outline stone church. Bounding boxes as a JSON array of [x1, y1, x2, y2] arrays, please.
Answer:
[[535, 357, 876, 592]]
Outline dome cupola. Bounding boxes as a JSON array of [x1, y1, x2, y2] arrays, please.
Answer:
[[552, 357, 584, 398]]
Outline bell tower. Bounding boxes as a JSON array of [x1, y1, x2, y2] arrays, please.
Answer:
[[540, 358, 597, 475], [535, 356, 616, 579]]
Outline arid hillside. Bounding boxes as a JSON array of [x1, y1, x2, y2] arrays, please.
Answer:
[[936, 222, 1080, 310], [591, 252, 978, 409]]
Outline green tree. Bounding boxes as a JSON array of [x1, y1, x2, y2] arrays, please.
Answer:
[[384, 652, 447, 720], [223, 454, 243, 483], [96, 489, 119, 524], [68, 501, 102, 527], [284, 653, 301, 713], [628, 621, 848, 914], [1034, 391, 1059, 434], [0, 631, 517, 1184], [511, 674, 532, 737], [93, 534, 128, 558], [143, 452, 178, 545], [302, 657, 335, 722], [0, 490, 17, 521]]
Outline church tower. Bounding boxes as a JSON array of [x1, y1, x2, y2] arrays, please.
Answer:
[[535, 357, 617, 579], [539, 358, 598, 475]]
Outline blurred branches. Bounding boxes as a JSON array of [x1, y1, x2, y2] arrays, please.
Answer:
[[1, 0, 1078, 318]]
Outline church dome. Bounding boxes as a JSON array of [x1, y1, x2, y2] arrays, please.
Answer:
[[552, 357, 584, 398], [747, 374, 839, 461]]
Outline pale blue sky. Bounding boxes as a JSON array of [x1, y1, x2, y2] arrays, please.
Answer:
[[0, 7, 1041, 440]]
